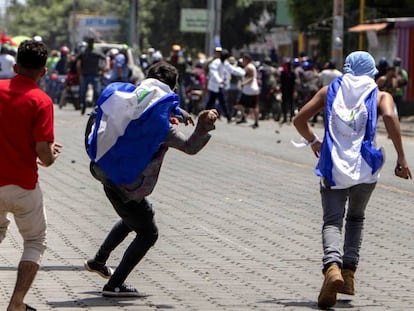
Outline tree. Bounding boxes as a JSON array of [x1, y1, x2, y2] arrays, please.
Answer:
[[140, 0, 276, 58], [6, 0, 128, 49], [5, 0, 276, 57], [287, 0, 414, 65]]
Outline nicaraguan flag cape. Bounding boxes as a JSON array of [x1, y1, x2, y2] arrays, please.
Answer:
[[315, 74, 384, 188], [87, 79, 181, 185]]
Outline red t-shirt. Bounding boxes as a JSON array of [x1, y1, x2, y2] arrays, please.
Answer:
[[0, 74, 54, 189]]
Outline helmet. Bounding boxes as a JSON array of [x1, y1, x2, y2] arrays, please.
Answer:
[[60, 46, 70, 55], [302, 61, 312, 70], [378, 57, 388, 68], [393, 57, 401, 67], [152, 50, 163, 61], [293, 58, 300, 66]]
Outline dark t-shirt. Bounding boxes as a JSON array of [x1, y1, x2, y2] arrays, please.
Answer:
[[77, 48, 106, 75]]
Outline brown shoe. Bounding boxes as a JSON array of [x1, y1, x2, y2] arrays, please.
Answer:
[[338, 269, 355, 295], [317, 264, 344, 309]]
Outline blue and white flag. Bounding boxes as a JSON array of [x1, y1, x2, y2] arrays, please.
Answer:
[[88, 79, 181, 185], [315, 74, 384, 188]]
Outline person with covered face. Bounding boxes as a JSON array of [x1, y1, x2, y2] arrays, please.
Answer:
[[293, 51, 411, 309]]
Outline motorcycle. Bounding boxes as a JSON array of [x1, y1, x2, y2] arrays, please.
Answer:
[[186, 71, 204, 115], [58, 73, 81, 110]]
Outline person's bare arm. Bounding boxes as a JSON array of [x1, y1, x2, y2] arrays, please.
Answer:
[[378, 91, 412, 179], [293, 86, 327, 157], [241, 66, 254, 86], [36, 142, 62, 167]]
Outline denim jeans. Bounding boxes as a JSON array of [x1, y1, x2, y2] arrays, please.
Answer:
[[205, 88, 231, 121], [80, 74, 101, 114], [94, 186, 158, 288], [320, 182, 376, 271]]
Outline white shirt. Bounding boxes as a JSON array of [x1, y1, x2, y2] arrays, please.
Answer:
[[0, 54, 16, 79], [319, 68, 342, 86], [208, 58, 245, 92]]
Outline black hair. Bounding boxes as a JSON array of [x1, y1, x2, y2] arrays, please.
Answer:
[[146, 61, 178, 90], [220, 49, 230, 62], [17, 40, 48, 69], [242, 53, 252, 61]]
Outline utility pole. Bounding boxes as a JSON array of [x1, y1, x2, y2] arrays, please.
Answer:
[[71, 0, 79, 52], [331, 0, 343, 66], [4, 0, 9, 34], [206, 0, 222, 56], [358, 0, 365, 50], [129, 0, 137, 49]]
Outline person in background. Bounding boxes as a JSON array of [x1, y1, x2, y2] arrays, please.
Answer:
[[0, 45, 16, 79], [258, 57, 278, 120], [110, 47, 130, 83], [375, 57, 388, 80], [293, 51, 411, 310], [235, 53, 260, 128], [280, 58, 296, 123], [76, 37, 107, 115], [318, 61, 342, 88], [54, 46, 70, 75], [168, 44, 187, 109], [376, 66, 399, 117], [205, 48, 244, 123], [392, 57, 409, 119], [0, 40, 62, 311], [45, 49, 59, 98], [226, 56, 243, 119]]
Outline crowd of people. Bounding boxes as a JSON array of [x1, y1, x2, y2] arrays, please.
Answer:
[[0, 37, 412, 311], [135, 46, 411, 130], [4, 37, 408, 128]]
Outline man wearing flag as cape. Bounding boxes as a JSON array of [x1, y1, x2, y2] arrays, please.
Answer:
[[84, 61, 218, 297], [293, 51, 411, 309]]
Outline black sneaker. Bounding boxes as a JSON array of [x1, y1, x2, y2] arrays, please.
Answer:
[[84, 259, 113, 279], [102, 283, 147, 297], [236, 117, 247, 124]]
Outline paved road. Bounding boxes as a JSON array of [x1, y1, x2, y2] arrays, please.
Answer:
[[1, 107, 414, 311]]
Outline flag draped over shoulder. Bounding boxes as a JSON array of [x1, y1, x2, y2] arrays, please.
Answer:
[[315, 74, 383, 188], [88, 79, 181, 185]]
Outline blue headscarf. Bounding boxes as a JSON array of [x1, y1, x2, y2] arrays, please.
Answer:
[[343, 51, 379, 79]]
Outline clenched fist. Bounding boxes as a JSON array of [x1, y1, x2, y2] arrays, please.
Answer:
[[198, 109, 219, 126]]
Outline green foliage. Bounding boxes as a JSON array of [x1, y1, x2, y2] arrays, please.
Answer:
[[7, 0, 71, 48], [287, 0, 414, 65], [5, 0, 275, 56]]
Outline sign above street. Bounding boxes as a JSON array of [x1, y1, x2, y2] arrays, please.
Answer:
[[180, 9, 208, 33]]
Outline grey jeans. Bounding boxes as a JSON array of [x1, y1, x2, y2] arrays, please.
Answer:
[[320, 181, 376, 271]]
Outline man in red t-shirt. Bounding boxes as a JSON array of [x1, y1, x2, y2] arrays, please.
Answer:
[[0, 40, 62, 311]]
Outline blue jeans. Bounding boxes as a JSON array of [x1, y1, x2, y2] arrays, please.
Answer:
[[205, 88, 231, 121], [80, 74, 101, 114], [320, 182, 376, 271], [94, 186, 158, 287]]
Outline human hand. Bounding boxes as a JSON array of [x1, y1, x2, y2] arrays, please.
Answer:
[[394, 163, 412, 180], [310, 141, 321, 158], [38, 142, 63, 167], [198, 109, 219, 126]]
